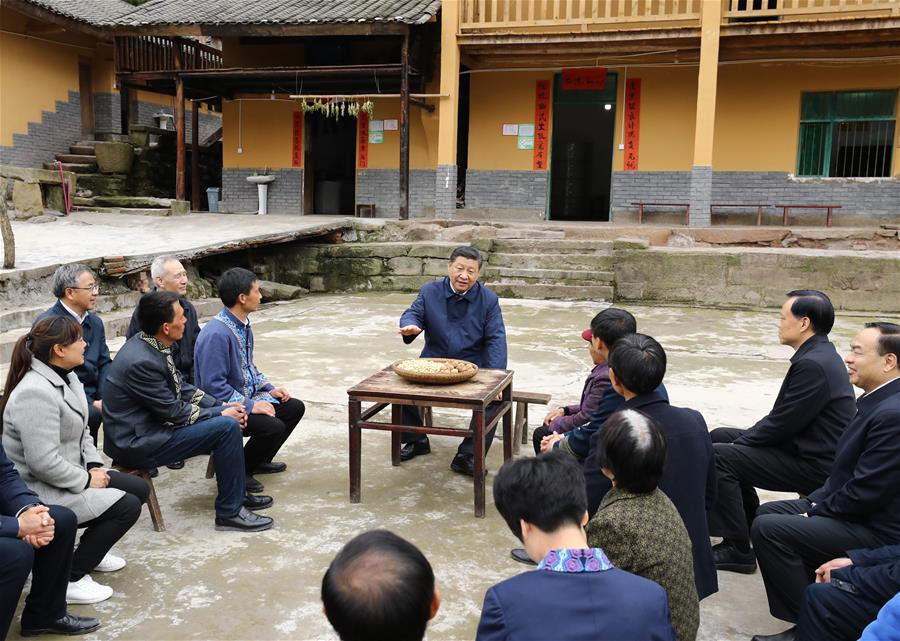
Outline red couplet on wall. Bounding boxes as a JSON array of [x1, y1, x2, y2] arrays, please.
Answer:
[[533, 80, 551, 171], [357, 111, 369, 169], [561, 68, 608, 91], [624, 78, 641, 171], [292, 112, 303, 167]]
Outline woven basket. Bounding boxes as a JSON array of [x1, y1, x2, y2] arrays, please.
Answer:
[[392, 358, 479, 385]]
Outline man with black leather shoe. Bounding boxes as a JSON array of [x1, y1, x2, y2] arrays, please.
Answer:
[[103, 292, 274, 533], [708, 291, 855, 575], [1, 445, 100, 638], [397, 246, 507, 476], [750, 322, 900, 640]]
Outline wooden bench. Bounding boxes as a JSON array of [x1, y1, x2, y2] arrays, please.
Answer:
[[710, 203, 769, 226], [632, 202, 690, 225], [776, 204, 841, 227], [422, 390, 551, 456], [112, 465, 165, 532], [355, 203, 376, 218]]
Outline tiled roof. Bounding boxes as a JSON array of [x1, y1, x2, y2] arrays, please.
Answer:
[[21, 0, 137, 25], [113, 0, 442, 27]]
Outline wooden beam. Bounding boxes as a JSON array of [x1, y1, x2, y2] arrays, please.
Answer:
[[399, 30, 411, 221], [174, 41, 186, 203], [191, 100, 200, 211]]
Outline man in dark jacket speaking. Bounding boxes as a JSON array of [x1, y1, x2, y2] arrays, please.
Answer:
[[397, 246, 507, 476]]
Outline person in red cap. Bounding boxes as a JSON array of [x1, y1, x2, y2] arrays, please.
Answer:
[[533, 311, 630, 456]]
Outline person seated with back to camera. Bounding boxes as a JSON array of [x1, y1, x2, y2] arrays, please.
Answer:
[[586, 408, 699, 641], [476, 450, 676, 641]]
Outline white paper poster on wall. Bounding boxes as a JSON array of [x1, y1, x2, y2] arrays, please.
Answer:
[[502, 124, 519, 136], [384, 119, 399, 131], [369, 120, 384, 132], [518, 124, 535, 137]]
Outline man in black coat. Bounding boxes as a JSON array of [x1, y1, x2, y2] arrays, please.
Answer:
[[749, 322, 900, 641], [127, 256, 200, 471], [0, 444, 99, 638], [35, 263, 112, 444], [583, 334, 718, 601], [103, 291, 272, 533], [796, 543, 900, 641], [709, 290, 856, 573]]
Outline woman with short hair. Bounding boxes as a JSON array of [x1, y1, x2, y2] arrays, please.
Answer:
[[0, 315, 148, 605], [586, 408, 700, 641]]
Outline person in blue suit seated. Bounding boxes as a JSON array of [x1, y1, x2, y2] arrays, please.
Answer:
[[396, 245, 507, 476], [860, 591, 900, 641], [476, 451, 676, 641]]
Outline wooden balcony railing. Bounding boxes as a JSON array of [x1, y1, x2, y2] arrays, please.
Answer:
[[723, 0, 900, 21], [458, 0, 703, 31], [458, 0, 900, 33], [115, 36, 223, 74]]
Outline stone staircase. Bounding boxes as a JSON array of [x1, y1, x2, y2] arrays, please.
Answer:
[[481, 239, 616, 301]]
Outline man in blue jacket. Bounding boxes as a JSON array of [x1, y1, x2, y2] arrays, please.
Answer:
[[476, 451, 675, 641], [397, 246, 507, 476], [795, 543, 900, 641], [710, 290, 856, 574], [35, 263, 111, 445], [750, 322, 900, 641], [1, 444, 99, 638]]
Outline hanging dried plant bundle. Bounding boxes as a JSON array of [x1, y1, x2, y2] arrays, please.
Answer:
[[299, 97, 374, 120]]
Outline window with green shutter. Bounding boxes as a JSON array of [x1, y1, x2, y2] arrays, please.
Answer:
[[797, 90, 897, 178]]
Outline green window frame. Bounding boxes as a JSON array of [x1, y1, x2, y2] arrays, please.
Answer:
[[797, 90, 897, 178]]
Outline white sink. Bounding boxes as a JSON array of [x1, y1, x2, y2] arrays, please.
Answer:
[[246, 174, 276, 185]]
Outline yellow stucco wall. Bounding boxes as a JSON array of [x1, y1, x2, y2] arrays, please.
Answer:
[[467, 71, 554, 171], [222, 97, 297, 168], [0, 7, 87, 146], [713, 62, 900, 173]]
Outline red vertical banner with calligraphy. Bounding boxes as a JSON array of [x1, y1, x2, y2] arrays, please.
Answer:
[[357, 111, 369, 169], [624, 79, 641, 171], [291, 112, 303, 167], [533, 80, 551, 171]]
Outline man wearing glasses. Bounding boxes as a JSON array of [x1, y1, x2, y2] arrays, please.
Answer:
[[35, 263, 111, 445]]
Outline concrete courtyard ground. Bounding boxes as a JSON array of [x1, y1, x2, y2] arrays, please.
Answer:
[[7, 291, 872, 641]]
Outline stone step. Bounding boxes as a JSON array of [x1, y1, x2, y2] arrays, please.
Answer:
[[487, 252, 615, 271], [43, 162, 96, 174], [93, 195, 174, 208], [70, 145, 97, 156], [482, 266, 614, 285], [490, 239, 614, 254], [55, 154, 96, 164], [490, 282, 615, 301], [75, 140, 99, 148], [94, 132, 129, 143], [75, 207, 173, 216], [76, 173, 128, 196], [72, 196, 96, 207]]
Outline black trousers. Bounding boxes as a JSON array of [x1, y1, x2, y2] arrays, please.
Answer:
[[798, 581, 889, 641], [532, 425, 553, 455], [71, 471, 149, 581], [750, 498, 888, 623], [1, 505, 77, 638], [88, 404, 102, 446], [708, 427, 826, 545], [243, 398, 305, 474], [399, 403, 502, 458]]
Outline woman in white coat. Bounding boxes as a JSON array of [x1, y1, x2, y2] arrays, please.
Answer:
[[0, 315, 148, 605]]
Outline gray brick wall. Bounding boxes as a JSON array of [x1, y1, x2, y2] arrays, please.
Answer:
[[612, 171, 900, 221], [0, 90, 82, 169], [94, 92, 121, 133], [689, 166, 713, 226], [435, 164, 457, 218], [356, 169, 436, 218], [465, 170, 548, 211], [133, 101, 221, 141], [221, 168, 302, 214]]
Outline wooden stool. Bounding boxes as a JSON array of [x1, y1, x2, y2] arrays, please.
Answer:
[[112, 465, 165, 532]]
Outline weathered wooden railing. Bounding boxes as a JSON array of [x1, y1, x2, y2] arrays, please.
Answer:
[[458, 0, 703, 31], [458, 0, 900, 32], [114, 36, 223, 74], [723, 0, 900, 21]]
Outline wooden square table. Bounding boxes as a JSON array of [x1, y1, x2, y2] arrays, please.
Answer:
[[347, 366, 513, 517]]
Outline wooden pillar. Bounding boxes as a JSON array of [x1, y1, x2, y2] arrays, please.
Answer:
[[688, 0, 722, 226], [436, 0, 461, 218], [174, 40, 185, 203], [191, 100, 200, 211], [399, 29, 410, 220], [119, 81, 130, 135]]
